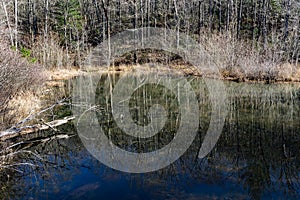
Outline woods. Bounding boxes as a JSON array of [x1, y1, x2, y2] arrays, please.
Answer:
[[0, 0, 299, 68]]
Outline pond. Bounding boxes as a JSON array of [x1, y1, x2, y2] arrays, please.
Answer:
[[1, 72, 300, 200]]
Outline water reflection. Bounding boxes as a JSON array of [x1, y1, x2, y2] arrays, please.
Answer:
[[1, 73, 300, 199]]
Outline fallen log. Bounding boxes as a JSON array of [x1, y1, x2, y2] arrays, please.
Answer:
[[0, 116, 75, 141]]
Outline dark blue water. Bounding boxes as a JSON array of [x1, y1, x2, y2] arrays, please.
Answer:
[[13, 135, 252, 200]]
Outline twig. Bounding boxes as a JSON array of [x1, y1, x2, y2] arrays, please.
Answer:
[[0, 162, 37, 168], [0, 150, 44, 161], [41, 119, 58, 132]]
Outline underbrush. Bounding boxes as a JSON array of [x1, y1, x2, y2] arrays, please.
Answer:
[[0, 41, 45, 130], [103, 31, 299, 82], [200, 32, 299, 82], [30, 34, 74, 69]]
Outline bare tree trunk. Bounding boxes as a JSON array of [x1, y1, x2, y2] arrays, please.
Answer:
[[64, 0, 69, 68], [44, 0, 48, 38], [101, 0, 111, 67], [209, 0, 213, 33], [32, 0, 37, 41], [1, 1, 14, 46], [140, 0, 144, 47], [284, 0, 291, 41], [173, 0, 179, 48], [27, 0, 32, 44], [252, 0, 257, 49], [133, 0, 137, 63], [44, 0, 49, 65], [226, 0, 231, 32], [219, 0, 222, 32], [14, 0, 18, 49], [198, 0, 201, 37], [118, 0, 121, 30], [262, 0, 268, 49], [146, 0, 149, 27], [237, 0, 242, 39]]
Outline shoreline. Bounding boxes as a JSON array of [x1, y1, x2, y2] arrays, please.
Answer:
[[1, 64, 300, 137], [46, 65, 300, 84]]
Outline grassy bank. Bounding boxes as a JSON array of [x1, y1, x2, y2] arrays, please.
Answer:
[[0, 42, 44, 130], [0, 68, 83, 131]]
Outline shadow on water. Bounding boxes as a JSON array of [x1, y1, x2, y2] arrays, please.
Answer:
[[1, 72, 300, 199]]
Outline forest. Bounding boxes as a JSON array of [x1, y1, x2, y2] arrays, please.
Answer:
[[0, 0, 299, 66]]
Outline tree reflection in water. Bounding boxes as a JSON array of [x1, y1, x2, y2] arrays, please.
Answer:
[[1, 73, 300, 199]]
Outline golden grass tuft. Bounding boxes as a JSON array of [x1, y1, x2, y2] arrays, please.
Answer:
[[5, 91, 41, 125], [46, 68, 84, 81]]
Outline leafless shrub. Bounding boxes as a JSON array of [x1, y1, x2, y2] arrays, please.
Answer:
[[200, 32, 293, 81], [0, 41, 45, 130], [30, 34, 76, 69], [277, 63, 298, 81]]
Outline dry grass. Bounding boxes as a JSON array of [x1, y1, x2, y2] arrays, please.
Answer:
[[46, 68, 84, 81], [277, 63, 300, 82], [1, 75, 73, 131], [0, 66, 83, 131], [5, 91, 42, 125], [0, 41, 45, 130]]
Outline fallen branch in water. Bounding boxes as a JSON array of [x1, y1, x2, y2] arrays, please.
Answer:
[[0, 116, 75, 141]]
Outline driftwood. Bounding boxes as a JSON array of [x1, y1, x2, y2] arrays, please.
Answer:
[[0, 116, 75, 141]]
